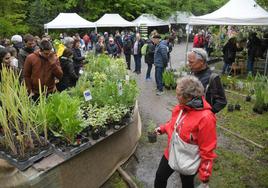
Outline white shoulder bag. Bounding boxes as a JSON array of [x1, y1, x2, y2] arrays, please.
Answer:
[[168, 110, 201, 175]]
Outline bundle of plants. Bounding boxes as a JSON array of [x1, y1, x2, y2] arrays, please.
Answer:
[[84, 54, 127, 82], [89, 79, 138, 109], [45, 91, 88, 147], [80, 103, 131, 140], [253, 74, 268, 114], [163, 70, 176, 90], [0, 67, 50, 166]]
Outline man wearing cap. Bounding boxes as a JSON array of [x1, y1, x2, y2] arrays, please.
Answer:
[[107, 37, 119, 58], [187, 48, 227, 113], [152, 34, 168, 96]]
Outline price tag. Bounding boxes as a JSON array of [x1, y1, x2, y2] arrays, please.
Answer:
[[118, 82, 123, 96], [79, 69, 84, 75], [83, 90, 92, 101], [125, 75, 129, 84]]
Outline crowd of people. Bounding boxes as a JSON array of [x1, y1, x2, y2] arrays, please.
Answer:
[[0, 28, 227, 188], [0, 29, 176, 97]]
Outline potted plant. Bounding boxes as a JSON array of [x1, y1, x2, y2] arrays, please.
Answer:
[[147, 120, 157, 143], [227, 104, 234, 112], [235, 103, 241, 111]]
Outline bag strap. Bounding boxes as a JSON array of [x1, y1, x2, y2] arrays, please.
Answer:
[[174, 109, 184, 132], [205, 72, 218, 95]]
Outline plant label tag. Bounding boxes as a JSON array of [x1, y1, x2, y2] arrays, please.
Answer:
[[83, 90, 92, 101], [125, 75, 129, 84], [118, 82, 123, 96]]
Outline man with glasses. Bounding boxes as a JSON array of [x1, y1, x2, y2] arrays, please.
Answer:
[[187, 48, 227, 113], [24, 39, 63, 101]]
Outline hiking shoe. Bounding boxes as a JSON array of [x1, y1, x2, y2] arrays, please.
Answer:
[[156, 91, 164, 96]]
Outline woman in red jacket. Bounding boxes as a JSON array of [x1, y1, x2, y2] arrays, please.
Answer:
[[154, 75, 217, 188]]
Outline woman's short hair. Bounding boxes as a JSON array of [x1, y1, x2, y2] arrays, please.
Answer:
[[62, 48, 73, 58], [176, 75, 204, 99]]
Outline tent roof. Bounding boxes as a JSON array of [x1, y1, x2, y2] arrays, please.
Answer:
[[44, 13, 95, 29], [132, 14, 169, 27], [168, 11, 194, 24], [94, 14, 135, 27], [189, 0, 268, 25]]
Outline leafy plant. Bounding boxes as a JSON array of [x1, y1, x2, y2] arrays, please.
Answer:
[[46, 91, 86, 143], [0, 66, 41, 157], [147, 120, 156, 133], [163, 70, 176, 88]]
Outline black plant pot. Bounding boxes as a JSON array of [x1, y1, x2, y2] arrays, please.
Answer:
[[245, 95, 251, 102], [172, 85, 177, 90], [263, 103, 268, 112], [99, 127, 107, 137], [227, 104, 234, 112], [235, 104, 241, 111], [253, 107, 263, 114], [165, 85, 171, 90], [113, 124, 121, 130], [91, 128, 100, 140], [147, 132, 157, 143]]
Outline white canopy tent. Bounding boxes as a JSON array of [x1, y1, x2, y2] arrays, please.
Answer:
[[189, 0, 268, 25], [44, 13, 95, 31], [94, 14, 135, 27], [187, 0, 268, 74], [132, 14, 169, 27], [168, 11, 194, 24]]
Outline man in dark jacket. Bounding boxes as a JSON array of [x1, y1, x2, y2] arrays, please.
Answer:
[[18, 34, 36, 81], [247, 32, 261, 74], [153, 34, 168, 96], [107, 37, 119, 58], [123, 33, 133, 70], [145, 38, 155, 80], [188, 48, 227, 113]]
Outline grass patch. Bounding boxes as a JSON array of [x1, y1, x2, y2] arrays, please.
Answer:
[[218, 92, 268, 145], [212, 89, 268, 188], [210, 147, 268, 188]]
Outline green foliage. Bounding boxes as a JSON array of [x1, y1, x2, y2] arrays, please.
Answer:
[[147, 120, 156, 133], [2, 0, 257, 37], [45, 91, 85, 143], [162, 70, 176, 88]]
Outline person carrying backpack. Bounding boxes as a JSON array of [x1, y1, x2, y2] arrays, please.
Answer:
[[144, 38, 155, 80], [188, 48, 227, 113]]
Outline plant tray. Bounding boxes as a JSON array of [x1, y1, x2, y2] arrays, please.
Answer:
[[51, 116, 134, 160], [51, 140, 92, 160], [0, 145, 53, 171]]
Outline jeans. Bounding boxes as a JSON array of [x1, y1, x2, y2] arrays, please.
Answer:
[[134, 54, 141, 72], [155, 66, 164, 91], [124, 54, 131, 70], [154, 155, 195, 188], [247, 56, 254, 73], [146, 64, 153, 79], [222, 63, 232, 74]]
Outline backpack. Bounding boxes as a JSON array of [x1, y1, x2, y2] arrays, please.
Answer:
[[141, 43, 148, 56], [205, 73, 218, 96]]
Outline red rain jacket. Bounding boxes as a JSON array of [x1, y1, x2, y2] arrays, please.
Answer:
[[159, 96, 217, 182]]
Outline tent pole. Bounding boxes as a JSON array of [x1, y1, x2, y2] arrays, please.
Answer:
[[184, 25, 190, 65], [264, 49, 268, 75]]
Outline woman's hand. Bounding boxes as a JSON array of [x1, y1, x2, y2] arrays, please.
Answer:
[[154, 127, 162, 135]]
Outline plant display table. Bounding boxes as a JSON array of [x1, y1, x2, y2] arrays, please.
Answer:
[[0, 102, 141, 188]]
